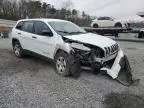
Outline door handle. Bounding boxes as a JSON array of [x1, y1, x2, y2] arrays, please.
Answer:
[[18, 33, 21, 35], [32, 36, 37, 39]]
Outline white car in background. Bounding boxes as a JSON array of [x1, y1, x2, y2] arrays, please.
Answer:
[[91, 17, 126, 28]]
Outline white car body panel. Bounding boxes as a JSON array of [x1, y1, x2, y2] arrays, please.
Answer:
[[30, 34, 56, 58], [93, 20, 115, 27], [11, 29, 33, 51]]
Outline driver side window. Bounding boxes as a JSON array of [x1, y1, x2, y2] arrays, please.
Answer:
[[34, 21, 52, 36]]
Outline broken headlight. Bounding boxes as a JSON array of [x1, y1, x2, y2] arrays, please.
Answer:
[[70, 43, 91, 60], [71, 43, 91, 52]]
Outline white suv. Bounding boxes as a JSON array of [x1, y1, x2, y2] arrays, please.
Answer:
[[11, 19, 126, 79], [91, 17, 126, 28]]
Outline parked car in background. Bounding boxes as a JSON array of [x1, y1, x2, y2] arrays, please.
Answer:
[[91, 17, 127, 28], [0, 32, 9, 38]]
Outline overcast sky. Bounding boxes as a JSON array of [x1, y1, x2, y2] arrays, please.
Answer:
[[39, 0, 144, 18]]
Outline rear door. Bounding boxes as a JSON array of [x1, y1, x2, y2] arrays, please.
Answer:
[[97, 17, 106, 27], [98, 17, 114, 27], [104, 17, 115, 27], [19, 21, 36, 52], [12, 21, 25, 47]]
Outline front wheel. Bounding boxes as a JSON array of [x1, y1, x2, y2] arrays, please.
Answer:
[[54, 51, 81, 78], [54, 51, 70, 77]]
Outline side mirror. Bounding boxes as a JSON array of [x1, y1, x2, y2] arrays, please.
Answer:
[[42, 29, 53, 37], [16, 25, 22, 30]]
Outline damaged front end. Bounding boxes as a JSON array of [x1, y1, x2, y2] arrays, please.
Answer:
[[64, 37, 134, 86]]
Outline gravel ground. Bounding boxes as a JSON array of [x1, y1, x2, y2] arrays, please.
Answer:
[[0, 38, 144, 108]]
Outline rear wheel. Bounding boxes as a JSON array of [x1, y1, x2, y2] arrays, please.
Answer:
[[13, 41, 24, 58], [93, 24, 98, 28], [115, 23, 122, 27]]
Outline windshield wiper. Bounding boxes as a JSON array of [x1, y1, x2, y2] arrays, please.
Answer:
[[57, 31, 71, 34], [57, 31, 86, 35], [69, 31, 86, 34]]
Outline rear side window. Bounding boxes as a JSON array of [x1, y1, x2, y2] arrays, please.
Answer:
[[98, 17, 106, 20], [105, 17, 111, 20], [21, 21, 34, 33], [34, 21, 52, 35], [16, 21, 24, 30]]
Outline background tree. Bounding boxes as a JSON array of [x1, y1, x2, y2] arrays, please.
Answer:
[[0, 0, 92, 26], [61, 0, 74, 10], [72, 9, 78, 17]]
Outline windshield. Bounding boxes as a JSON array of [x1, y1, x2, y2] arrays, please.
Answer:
[[48, 21, 86, 36]]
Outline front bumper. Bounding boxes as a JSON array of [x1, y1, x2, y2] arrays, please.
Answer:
[[101, 50, 133, 86], [101, 50, 124, 79]]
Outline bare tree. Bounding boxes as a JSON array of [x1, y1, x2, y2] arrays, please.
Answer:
[[72, 9, 78, 17], [61, 0, 74, 10]]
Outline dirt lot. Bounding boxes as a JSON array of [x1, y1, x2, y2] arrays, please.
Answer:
[[0, 38, 144, 108]]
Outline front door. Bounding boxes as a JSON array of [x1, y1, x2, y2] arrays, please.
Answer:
[[32, 21, 56, 59]]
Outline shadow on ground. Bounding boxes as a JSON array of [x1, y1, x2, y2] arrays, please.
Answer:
[[104, 91, 144, 108]]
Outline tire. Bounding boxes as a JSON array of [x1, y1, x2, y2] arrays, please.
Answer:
[[54, 51, 81, 78], [93, 24, 98, 28], [115, 23, 122, 27], [92, 68, 100, 75], [91, 63, 101, 75], [138, 31, 144, 38], [13, 41, 24, 58]]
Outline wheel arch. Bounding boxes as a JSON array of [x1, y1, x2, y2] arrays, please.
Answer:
[[93, 23, 99, 28], [54, 48, 70, 59], [12, 38, 20, 46], [115, 22, 122, 24], [53, 43, 72, 59], [115, 22, 122, 26]]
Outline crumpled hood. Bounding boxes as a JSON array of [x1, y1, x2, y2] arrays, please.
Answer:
[[64, 33, 117, 49]]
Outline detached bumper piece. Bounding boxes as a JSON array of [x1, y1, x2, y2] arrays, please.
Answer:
[[116, 55, 133, 86], [101, 50, 134, 86]]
